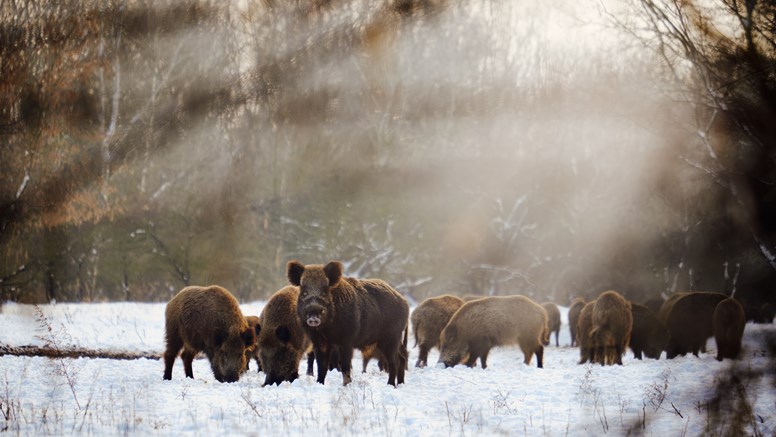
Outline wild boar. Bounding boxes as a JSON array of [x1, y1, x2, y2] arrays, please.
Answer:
[[568, 298, 586, 347], [244, 315, 261, 372], [288, 260, 409, 387], [629, 303, 669, 360], [576, 301, 595, 364], [438, 295, 547, 369], [590, 290, 632, 365], [411, 295, 465, 367], [659, 291, 728, 359], [541, 302, 561, 347], [163, 285, 255, 383], [713, 297, 746, 361], [257, 286, 316, 385]]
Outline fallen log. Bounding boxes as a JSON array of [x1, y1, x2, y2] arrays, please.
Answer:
[[0, 343, 163, 361]]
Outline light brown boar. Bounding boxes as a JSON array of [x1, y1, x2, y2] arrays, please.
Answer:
[[541, 302, 561, 347], [713, 297, 745, 361], [258, 286, 316, 385], [163, 285, 256, 383], [576, 301, 595, 364], [568, 298, 585, 347], [244, 315, 261, 372], [438, 295, 547, 369], [590, 290, 632, 366], [411, 295, 465, 367]]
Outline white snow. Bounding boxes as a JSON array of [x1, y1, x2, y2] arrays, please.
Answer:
[[1, 301, 774, 436]]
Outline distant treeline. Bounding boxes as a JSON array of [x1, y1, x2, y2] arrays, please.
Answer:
[[1, 1, 774, 310]]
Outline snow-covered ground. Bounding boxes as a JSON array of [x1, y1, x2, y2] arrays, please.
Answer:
[[1, 301, 774, 436]]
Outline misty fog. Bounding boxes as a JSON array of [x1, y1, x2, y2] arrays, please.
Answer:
[[1, 0, 771, 308]]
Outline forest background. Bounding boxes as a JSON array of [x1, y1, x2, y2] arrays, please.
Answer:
[[1, 0, 774, 310]]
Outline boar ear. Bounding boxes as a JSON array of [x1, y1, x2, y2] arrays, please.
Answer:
[[275, 326, 292, 343], [241, 328, 256, 347], [214, 329, 228, 347], [287, 260, 305, 286], [323, 261, 343, 287]]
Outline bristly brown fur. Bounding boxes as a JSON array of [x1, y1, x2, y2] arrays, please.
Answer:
[[589, 290, 632, 366], [288, 260, 409, 387], [576, 301, 595, 364], [244, 315, 261, 372], [411, 295, 464, 367], [163, 285, 253, 383], [257, 285, 314, 385], [568, 298, 585, 347], [660, 292, 729, 359], [438, 295, 547, 369], [629, 303, 669, 360], [541, 302, 561, 347]]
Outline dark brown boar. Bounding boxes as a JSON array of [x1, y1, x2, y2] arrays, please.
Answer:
[[163, 285, 256, 383], [590, 290, 632, 366], [568, 298, 585, 347], [541, 302, 561, 347], [576, 301, 595, 364], [713, 297, 746, 361], [411, 295, 465, 367], [288, 260, 409, 387], [244, 315, 261, 372], [257, 286, 317, 385], [629, 303, 668, 360], [659, 291, 728, 359], [438, 295, 547, 369]]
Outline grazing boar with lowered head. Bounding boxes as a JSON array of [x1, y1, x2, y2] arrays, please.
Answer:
[[438, 295, 547, 369], [629, 303, 668, 360], [257, 286, 316, 385], [411, 294, 465, 368], [163, 285, 255, 383]]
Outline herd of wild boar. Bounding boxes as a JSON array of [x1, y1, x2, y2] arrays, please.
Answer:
[[163, 260, 769, 386]]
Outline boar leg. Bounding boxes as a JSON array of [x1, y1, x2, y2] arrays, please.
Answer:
[[416, 342, 431, 368], [163, 336, 183, 380], [338, 345, 354, 386], [181, 348, 197, 379], [479, 349, 490, 369], [397, 343, 407, 384], [534, 344, 544, 368], [306, 351, 315, 376], [376, 340, 401, 387], [314, 346, 331, 384]]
